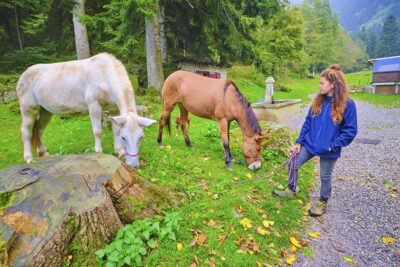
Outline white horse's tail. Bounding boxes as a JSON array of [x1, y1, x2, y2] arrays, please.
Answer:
[[31, 108, 48, 155]]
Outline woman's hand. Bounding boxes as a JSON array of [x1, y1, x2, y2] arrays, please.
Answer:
[[292, 143, 302, 154]]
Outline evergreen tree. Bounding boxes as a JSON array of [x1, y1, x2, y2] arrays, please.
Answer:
[[356, 26, 378, 59], [377, 14, 400, 57]]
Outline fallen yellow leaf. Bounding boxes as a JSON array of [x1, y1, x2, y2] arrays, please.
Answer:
[[389, 194, 397, 198], [308, 232, 320, 238], [343, 256, 356, 264], [257, 226, 270, 236], [240, 217, 252, 230], [297, 199, 304, 205], [290, 236, 302, 248], [274, 231, 281, 237], [166, 145, 171, 152], [290, 244, 298, 252], [246, 173, 252, 179], [220, 256, 226, 261], [262, 220, 275, 228], [382, 236, 395, 244], [176, 243, 183, 250], [285, 254, 297, 265]]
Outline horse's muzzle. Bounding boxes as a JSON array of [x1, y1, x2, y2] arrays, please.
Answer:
[[125, 156, 140, 168], [248, 161, 261, 170]]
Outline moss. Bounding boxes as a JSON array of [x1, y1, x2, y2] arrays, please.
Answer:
[[68, 238, 98, 267], [0, 191, 16, 212], [129, 196, 146, 213], [66, 217, 77, 231]]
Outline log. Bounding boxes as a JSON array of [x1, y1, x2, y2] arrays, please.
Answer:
[[0, 154, 172, 266]]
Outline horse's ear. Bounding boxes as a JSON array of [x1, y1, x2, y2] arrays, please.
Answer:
[[109, 115, 127, 126], [137, 116, 157, 127]]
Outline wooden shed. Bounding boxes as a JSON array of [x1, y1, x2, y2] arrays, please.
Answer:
[[368, 56, 400, 94], [177, 58, 227, 79]]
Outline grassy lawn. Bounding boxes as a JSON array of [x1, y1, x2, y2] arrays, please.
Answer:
[[3, 68, 396, 265], [276, 70, 400, 108], [0, 83, 316, 266]]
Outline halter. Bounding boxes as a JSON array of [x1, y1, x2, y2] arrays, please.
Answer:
[[244, 133, 262, 165], [122, 150, 140, 157]]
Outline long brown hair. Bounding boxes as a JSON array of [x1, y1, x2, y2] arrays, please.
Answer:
[[311, 64, 349, 124]]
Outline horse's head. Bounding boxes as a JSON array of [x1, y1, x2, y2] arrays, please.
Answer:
[[242, 132, 264, 170], [110, 112, 156, 168]]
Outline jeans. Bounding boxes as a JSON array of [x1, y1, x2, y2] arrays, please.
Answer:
[[288, 146, 337, 202]]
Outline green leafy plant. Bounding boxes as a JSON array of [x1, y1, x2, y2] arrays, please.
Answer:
[[202, 126, 220, 141], [95, 213, 181, 267]]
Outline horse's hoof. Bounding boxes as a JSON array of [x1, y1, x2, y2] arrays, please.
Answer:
[[158, 144, 163, 149], [226, 163, 233, 170], [25, 156, 33, 164], [185, 140, 193, 147]]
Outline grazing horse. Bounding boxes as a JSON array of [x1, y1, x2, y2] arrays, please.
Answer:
[[157, 70, 263, 170], [16, 53, 156, 168]]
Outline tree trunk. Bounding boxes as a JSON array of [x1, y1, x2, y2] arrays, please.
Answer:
[[72, 0, 90, 59], [14, 6, 23, 50], [159, 5, 167, 64], [145, 1, 164, 92], [0, 154, 174, 266]]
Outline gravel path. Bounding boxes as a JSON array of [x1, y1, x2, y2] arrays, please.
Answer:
[[281, 99, 400, 267]]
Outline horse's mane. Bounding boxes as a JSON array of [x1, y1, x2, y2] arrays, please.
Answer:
[[224, 81, 261, 134]]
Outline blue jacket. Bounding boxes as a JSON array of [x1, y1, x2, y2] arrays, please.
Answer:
[[296, 97, 358, 158]]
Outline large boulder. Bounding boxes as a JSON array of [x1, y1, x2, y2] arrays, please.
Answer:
[[0, 154, 172, 267]]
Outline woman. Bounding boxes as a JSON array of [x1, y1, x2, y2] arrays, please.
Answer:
[[273, 64, 358, 217]]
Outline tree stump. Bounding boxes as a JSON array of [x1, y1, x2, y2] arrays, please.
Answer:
[[0, 154, 173, 266]]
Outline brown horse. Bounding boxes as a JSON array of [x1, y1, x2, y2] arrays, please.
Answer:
[[157, 70, 263, 170]]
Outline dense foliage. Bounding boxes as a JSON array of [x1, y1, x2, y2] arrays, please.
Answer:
[[0, 0, 367, 82]]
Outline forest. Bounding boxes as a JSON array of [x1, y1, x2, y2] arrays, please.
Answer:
[[2, 0, 394, 90]]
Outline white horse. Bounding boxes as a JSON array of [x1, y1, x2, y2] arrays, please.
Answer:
[[16, 53, 156, 168]]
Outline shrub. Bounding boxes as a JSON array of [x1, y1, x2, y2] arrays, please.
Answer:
[[228, 65, 265, 87]]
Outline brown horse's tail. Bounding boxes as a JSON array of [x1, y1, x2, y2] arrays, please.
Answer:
[[166, 115, 171, 136]]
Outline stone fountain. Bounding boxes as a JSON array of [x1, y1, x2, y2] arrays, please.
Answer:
[[252, 77, 301, 123]]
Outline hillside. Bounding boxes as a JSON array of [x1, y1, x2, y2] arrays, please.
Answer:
[[330, 0, 400, 34], [289, 0, 400, 34]]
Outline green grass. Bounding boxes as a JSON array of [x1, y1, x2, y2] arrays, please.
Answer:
[[0, 86, 315, 266]]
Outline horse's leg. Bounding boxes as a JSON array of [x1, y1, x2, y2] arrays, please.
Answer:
[[20, 107, 39, 163], [36, 108, 53, 157], [88, 102, 103, 153], [217, 118, 232, 170], [157, 102, 175, 147], [111, 119, 124, 157], [227, 121, 234, 161], [175, 116, 179, 137], [178, 105, 192, 147]]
